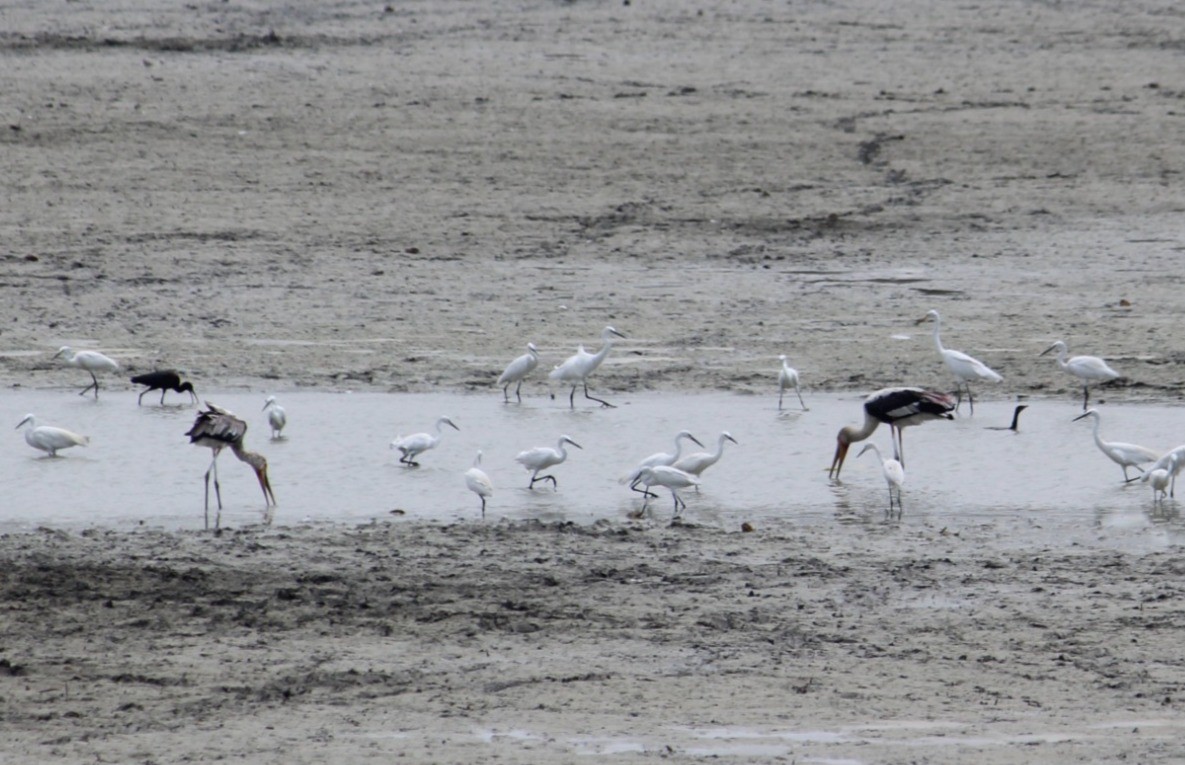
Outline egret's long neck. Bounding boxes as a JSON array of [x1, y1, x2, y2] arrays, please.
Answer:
[[711, 435, 729, 461], [1089, 416, 1105, 449], [589, 339, 614, 369], [931, 318, 944, 354]]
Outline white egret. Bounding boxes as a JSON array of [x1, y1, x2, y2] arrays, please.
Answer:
[[391, 416, 459, 467], [637, 465, 700, 517], [623, 430, 704, 497], [464, 450, 494, 517], [15, 414, 89, 457], [1072, 408, 1159, 483], [130, 370, 198, 406], [1147, 468, 1171, 503], [672, 431, 739, 485], [777, 355, 807, 411], [497, 343, 539, 403], [857, 442, 905, 516], [515, 435, 582, 490], [916, 309, 1002, 414], [830, 387, 956, 479], [185, 402, 275, 530], [549, 326, 625, 408], [1143, 446, 1185, 498], [262, 396, 287, 439], [985, 404, 1028, 432], [1041, 340, 1121, 411], [54, 346, 119, 399]]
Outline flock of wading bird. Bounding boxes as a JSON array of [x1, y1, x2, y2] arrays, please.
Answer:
[[14, 311, 1182, 526]]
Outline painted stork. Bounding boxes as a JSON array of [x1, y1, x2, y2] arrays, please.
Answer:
[[185, 402, 275, 529], [130, 370, 198, 406], [549, 326, 625, 409], [829, 387, 956, 479]]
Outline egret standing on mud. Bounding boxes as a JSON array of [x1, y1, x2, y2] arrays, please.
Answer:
[[858, 442, 905, 516], [54, 346, 119, 399], [1073, 408, 1159, 483], [185, 402, 275, 530], [516, 435, 582, 490], [1041, 340, 1121, 411], [549, 326, 625, 409], [131, 370, 198, 406], [464, 450, 494, 516], [391, 416, 459, 467], [497, 342, 539, 403], [777, 355, 807, 411], [262, 396, 287, 439], [830, 387, 956, 479], [916, 309, 1002, 414], [15, 414, 89, 457]]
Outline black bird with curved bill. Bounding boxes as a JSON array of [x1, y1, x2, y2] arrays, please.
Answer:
[[131, 370, 198, 406], [829, 387, 956, 479], [185, 402, 275, 530]]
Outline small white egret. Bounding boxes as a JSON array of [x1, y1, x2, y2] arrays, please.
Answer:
[[464, 450, 494, 517], [777, 355, 807, 411], [1041, 340, 1121, 411], [985, 404, 1028, 432], [916, 309, 1002, 414], [497, 343, 539, 403], [830, 387, 956, 479], [858, 442, 905, 516], [672, 432, 739, 485], [637, 465, 700, 517], [515, 435, 582, 490], [15, 414, 89, 457], [130, 370, 198, 406], [391, 416, 459, 467], [1072, 408, 1159, 483], [549, 326, 625, 408], [262, 396, 287, 439], [622, 430, 704, 497], [54, 346, 120, 399], [1144, 446, 1185, 498], [185, 402, 275, 530], [1147, 468, 1171, 503]]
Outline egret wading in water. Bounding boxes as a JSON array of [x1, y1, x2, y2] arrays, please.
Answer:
[[1147, 468, 1171, 504], [549, 326, 625, 409], [54, 346, 119, 399], [131, 370, 198, 406], [985, 404, 1028, 432], [830, 387, 956, 479], [622, 430, 704, 498], [1145, 446, 1185, 498], [672, 431, 739, 490], [391, 416, 459, 467], [464, 450, 494, 517], [185, 402, 275, 530], [1041, 340, 1121, 411], [1072, 408, 1159, 483], [515, 435, 582, 490], [497, 343, 539, 403], [858, 442, 905, 516], [637, 465, 700, 517], [15, 414, 89, 457], [777, 355, 807, 411], [262, 396, 287, 439], [916, 309, 1002, 414]]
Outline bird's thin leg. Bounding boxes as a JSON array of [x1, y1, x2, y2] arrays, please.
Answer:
[[514, 381, 523, 403], [967, 386, 975, 416], [629, 477, 659, 499], [583, 382, 615, 408], [567, 386, 577, 409], [138, 389, 147, 406], [502, 384, 510, 403], [795, 385, 807, 411], [1082, 386, 1089, 411], [79, 372, 99, 398], [778, 389, 784, 411], [480, 497, 486, 518], [672, 491, 686, 517], [160, 389, 167, 405]]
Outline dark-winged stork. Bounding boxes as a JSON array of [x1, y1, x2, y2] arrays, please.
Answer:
[[549, 326, 625, 409], [829, 387, 956, 479], [186, 402, 276, 529], [131, 370, 198, 406], [54, 346, 119, 399], [1041, 340, 1121, 411]]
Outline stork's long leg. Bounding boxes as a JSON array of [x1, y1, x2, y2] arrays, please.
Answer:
[[583, 382, 614, 408]]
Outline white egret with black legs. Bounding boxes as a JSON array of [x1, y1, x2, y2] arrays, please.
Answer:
[[1072, 408, 1158, 483], [623, 430, 704, 497], [549, 326, 625, 408], [391, 416, 459, 467], [858, 442, 905, 516], [673, 432, 739, 487], [54, 346, 119, 399], [262, 396, 287, 439], [497, 343, 540, 403], [916, 310, 1002, 414], [464, 450, 494, 517], [1041, 340, 1121, 411], [15, 414, 89, 457], [515, 435, 582, 490], [637, 465, 700, 517], [777, 355, 807, 411]]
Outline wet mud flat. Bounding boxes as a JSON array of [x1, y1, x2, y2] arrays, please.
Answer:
[[2, 520, 1185, 763]]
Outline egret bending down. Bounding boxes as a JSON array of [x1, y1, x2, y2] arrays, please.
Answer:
[[549, 326, 625, 408], [131, 370, 198, 406], [637, 465, 700, 517], [15, 414, 89, 457], [185, 402, 275, 530], [54, 346, 119, 399], [391, 416, 459, 467], [623, 430, 704, 497], [777, 355, 807, 411], [262, 396, 287, 439], [830, 387, 956, 479], [916, 309, 1002, 414], [858, 442, 905, 516], [1041, 340, 1120, 411], [515, 435, 582, 490], [1072, 408, 1158, 483], [497, 343, 540, 403], [464, 450, 494, 517]]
